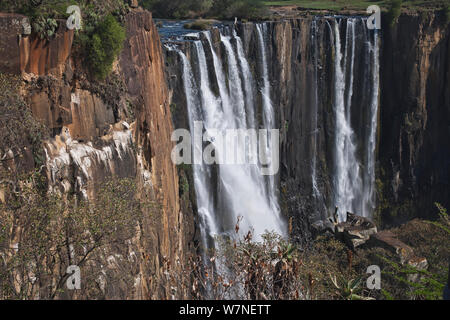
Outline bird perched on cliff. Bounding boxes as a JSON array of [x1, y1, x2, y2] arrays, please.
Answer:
[[60, 126, 72, 145]]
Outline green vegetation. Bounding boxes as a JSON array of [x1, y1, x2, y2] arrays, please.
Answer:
[[379, 255, 446, 300], [263, 0, 449, 12], [140, 0, 213, 19], [171, 203, 449, 300], [264, 0, 384, 11], [378, 204, 449, 300], [83, 14, 126, 80], [210, 0, 268, 19], [139, 0, 450, 19], [388, 0, 402, 26], [31, 16, 58, 40], [427, 203, 449, 235], [184, 19, 216, 30], [141, 0, 269, 19], [0, 1, 129, 80]]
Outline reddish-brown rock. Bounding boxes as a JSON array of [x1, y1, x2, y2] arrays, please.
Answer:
[[119, 9, 195, 299]]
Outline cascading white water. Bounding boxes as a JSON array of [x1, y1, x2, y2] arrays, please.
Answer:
[[330, 18, 379, 221], [256, 24, 274, 131], [363, 30, 380, 217], [311, 19, 320, 198], [221, 36, 247, 128], [256, 24, 280, 214], [216, 26, 284, 240], [233, 29, 256, 129], [171, 16, 379, 250], [176, 25, 285, 251], [178, 50, 218, 252], [344, 19, 356, 120], [332, 19, 361, 222]]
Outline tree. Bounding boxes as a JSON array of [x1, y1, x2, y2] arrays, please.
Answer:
[[86, 14, 126, 80], [0, 176, 144, 299]]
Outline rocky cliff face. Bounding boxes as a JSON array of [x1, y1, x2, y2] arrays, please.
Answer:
[[268, 13, 449, 231], [0, 9, 196, 299], [165, 12, 449, 244], [119, 10, 196, 299], [0, 7, 447, 298], [379, 13, 450, 226], [268, 13, 449, 232], [166, 18, 380, 244]]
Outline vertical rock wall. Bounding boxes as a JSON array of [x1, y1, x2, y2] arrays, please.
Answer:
[[0, 9, 196, 299], [379, 13, 450, 225]]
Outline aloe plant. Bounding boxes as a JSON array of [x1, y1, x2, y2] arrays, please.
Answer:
[[329, 273, 375, 300]]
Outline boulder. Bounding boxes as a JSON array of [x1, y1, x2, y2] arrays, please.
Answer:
[[370, 231, 428, 281], [371, 231, 413, 264], [311, 219, 335, 236], [335, 212, 378, 249]]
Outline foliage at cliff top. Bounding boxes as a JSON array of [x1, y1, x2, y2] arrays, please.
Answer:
[[140, 0, 269, 20], [0, 1, 129, 80], [388, 0, 402, 25], [140, 0, 450, 19], [0, 0, 129, 18], [81, 14, 126, 80], [263, 0, 450, 12]]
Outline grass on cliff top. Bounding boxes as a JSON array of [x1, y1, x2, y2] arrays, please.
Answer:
[[263, 0, 450, 12], [184, 19, 217, 30]]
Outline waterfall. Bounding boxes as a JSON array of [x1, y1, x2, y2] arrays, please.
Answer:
[[310, 19, 327, 218], [256, 24, 279, 214], [363, 30, 380, 217], [311, 19, 319, 198], [178, 50, 218, 252], [233, 29, 256, 129], [166, 16, 379, 250], [256, 24, 274, 130], [221, 35, 247, 128], [329, 18, 379, 221], [174, 25, 286, 252]]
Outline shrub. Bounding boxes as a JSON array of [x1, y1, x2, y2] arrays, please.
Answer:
[[388, 0, 402, 27], [184, 19, 214, 30], [210, 0, 268, 20], [141, 0, 266, 20], [32, 16, 58, 40], [0, 176, 144, 299], [85, 14, 126, 80]]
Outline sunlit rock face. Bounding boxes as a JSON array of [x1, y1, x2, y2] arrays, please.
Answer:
[[44, 123, 136, 199], [0, 9, 196, 299]]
